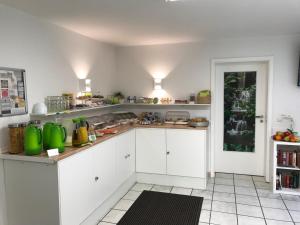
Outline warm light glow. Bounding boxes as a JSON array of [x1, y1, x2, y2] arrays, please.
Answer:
[[72, 61, 90, 79]]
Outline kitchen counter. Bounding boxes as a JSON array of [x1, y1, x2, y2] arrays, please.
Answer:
[[0, 123, 208, 164]]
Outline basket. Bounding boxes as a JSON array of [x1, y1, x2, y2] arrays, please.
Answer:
[[197, 96, 211, 104]]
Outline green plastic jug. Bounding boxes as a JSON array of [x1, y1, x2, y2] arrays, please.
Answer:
[[48, 124, 67, 153], [43, 122, 55, 150], [24, 124, 43, 156]]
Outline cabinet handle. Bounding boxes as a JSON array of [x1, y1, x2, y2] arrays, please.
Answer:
[[125, 155, 128, 159], [167, 151, 170, 155], [128, 154, 131, 158], [95, 176, 99, 182]]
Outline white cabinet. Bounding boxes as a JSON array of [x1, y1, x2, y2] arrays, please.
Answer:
[[166, 129, 206, 178], [58, 149, 94, 225], [136, 128, 166, 174], [115, 130, 136, 185], [92, 138, 116, 209]]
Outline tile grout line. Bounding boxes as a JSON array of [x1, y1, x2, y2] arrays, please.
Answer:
[[233, 174, 239, 225], [280, 194, 296, 225], [252, 176, 268, 225]]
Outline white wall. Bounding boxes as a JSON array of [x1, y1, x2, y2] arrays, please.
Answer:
[[116, 36, 300, 130], [0, 4, 117, 152], [0, 5, 117, 225]]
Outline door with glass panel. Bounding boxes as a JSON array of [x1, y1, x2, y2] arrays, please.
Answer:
[[215, 62, 267, 176]]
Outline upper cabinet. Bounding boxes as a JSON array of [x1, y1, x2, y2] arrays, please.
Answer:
[[136, 128, 167, 174], [166, 129, 207, 178]]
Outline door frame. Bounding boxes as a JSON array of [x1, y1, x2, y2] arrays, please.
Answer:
[[210, 56, 274, 182]]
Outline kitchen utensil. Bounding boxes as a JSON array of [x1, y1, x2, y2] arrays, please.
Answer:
[[61, 119, 74, 147], [32, 102, 47, 115], [24, 123, 42, 156], [72, 117, 89, 146], [189, 121, 209, 127], [8, 122, 27, 154], [48, 123, 67, 153]]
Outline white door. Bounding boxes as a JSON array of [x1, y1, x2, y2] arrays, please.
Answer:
[[115, 130, 135, 184], [215, 62, 267, 175], [166, 129, 206, 178], [136, 128, 166, 174], [92, 139, 116, 209]]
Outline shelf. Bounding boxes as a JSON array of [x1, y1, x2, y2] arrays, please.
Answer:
[[274, 188, 300, 196], [30, 104, 121, 118], [122, 103, 211, 107], [273, 140, 300, 146], [276, 166, 300, 171]]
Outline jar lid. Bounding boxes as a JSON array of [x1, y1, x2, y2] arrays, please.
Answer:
[[8, 123, 22, 128], [29, 120, 41, 125]]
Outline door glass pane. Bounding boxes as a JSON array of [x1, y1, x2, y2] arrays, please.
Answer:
[[224, 71, 256, 152]]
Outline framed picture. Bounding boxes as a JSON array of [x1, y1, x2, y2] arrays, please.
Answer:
[[0, 67, 27, 117]]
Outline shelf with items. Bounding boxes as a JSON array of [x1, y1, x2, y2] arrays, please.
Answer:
[[273, 141, 300, 195]]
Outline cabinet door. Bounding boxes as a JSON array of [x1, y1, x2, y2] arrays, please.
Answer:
[[92, 139, 116, 209], [136, 128, 166, 174], [115, 130, 135, 185], [58, 150, 94, 225], [166, 129, 206, 178]]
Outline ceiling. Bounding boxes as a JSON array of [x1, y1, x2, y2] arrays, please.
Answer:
[[1, 0, 300, 46]]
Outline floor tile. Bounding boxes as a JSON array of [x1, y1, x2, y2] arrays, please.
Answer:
[[213, 192, 235, 203], [234, 179, 255, 188], [216, 173, 234, 179], [210, 211, 237, 225], [192, 190, 213, 199], [235, 186, 257, 196], [257, 189, 281, 199], [237, 204, 263, 218], [236, 194, 260, 206], [122, 190, 141, 201], [290, 210, 300, 222], [266, 219, 294, 225], [281, 194, 300, 201], [262, 207, 292, 221], [214, 184, 235, 194], [202, 199, 212, 210], [212, 201, 236, 214], [131, 183, 153, 191], [234, 174, 253, 181], [284, 200, 300, 211], [198, 223, 209, 225], [151, 185, 172, 193], [255, 181, 272, 189], [98, 222, 115, 225], [102, 209, 126, 224], [199, 210, 211, 223], [206, 183, 214, 191], [260, 197, 286, 209], [252, 176, 266, 182], [171, 187, 192, 195], [113, 199, 134, 211], [238, 215, 265, 225], [215, 178, 234, 186]]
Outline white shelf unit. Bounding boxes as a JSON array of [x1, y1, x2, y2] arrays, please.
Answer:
[[272, 141, 300, 195], [122, 103, 210, 107]]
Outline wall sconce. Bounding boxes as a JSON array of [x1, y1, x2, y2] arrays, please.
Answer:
[[79, 78, 92, 93], [154, 78, 163, 90]]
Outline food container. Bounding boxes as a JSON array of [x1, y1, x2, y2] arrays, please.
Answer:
[[197, 96, 211, 104], [189, 121, 210, 127], [8, 122, 27, 154]]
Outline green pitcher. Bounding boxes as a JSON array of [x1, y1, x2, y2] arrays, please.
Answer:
[[48, 124, 67, 153], [43, 122, 55, 150], [24, 124, 43, 156]]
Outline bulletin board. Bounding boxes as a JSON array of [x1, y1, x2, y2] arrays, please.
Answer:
[[0, 67, 27, 117]]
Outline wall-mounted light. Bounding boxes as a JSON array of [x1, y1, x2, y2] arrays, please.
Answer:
[[79, 78, 92, 93], [154, 78, 163, 90]]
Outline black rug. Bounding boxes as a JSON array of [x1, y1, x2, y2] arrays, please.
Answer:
[[117, 190, 203, 225]]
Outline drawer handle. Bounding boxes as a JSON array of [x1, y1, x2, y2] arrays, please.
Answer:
[[167, 151, 170, 155], [95, 176, 99, 182]]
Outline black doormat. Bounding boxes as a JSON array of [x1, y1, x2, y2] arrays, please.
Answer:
[[117, 190, 203, 225]]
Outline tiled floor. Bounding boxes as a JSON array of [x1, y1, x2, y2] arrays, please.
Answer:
[[98, 173, 300, 225]]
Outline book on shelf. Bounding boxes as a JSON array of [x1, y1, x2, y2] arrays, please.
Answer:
[[276, 171, 299, 190], [277, 150, 300, 168]]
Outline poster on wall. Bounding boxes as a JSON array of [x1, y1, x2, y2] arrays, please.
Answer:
[[0, 67, 27, 117], [223, 71, 256, 152]]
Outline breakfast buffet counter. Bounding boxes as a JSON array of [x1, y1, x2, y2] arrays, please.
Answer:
[[0, 123, 208, 164]]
